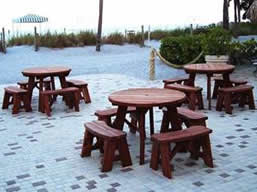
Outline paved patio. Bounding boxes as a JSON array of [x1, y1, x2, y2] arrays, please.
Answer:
[[0, 66, 257, 192]]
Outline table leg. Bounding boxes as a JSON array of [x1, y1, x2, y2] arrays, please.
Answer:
[[166, 106, 182, 131], [187, 73, 196, 86], [207, 74, 212, 110], [27, 77, 35, 111], [222, 73, 231, 87], [112, 106, 128, 130], [137, 108, 147, 165], [38, 77, 44, 112]]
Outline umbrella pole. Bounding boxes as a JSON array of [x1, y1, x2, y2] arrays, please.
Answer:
[[34, 26, 39, 51]]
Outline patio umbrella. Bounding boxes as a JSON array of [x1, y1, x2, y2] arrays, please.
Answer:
[[12, 14, 48, 51]]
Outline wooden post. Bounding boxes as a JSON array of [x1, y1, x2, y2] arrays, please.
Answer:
[[149, 49, 155, 80], [2, 28, 6, 53], [148, 25, 151, 42], [96, 0, 103, 52], [190, 24, 193, 35], [34, 26, 39, 52], [140, 25, 145, 48]]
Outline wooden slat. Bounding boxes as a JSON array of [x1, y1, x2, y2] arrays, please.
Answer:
[[67, 79, 88, 86], [151, 126, 212, 143], [220, 85, 254, 93], [41, 87, 79, 95], [184, 63, 235, 74], [5, 86, 27, 94], [109, 88, 186, 107], [85, 121, 126, 140], [165, 84, 201, 92], [95, 107, 136, 117], [177, 107, 208, 121]]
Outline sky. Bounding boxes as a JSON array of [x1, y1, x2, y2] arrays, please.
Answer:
[[0, 0, 237, 34]]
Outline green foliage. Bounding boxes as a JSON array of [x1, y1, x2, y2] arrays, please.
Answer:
[[8, 34, 34, 46], [104, 32, 124, 45], [160, 35, 204, 65], [230, 22, 257, 36], [127, 32, 142, 44], [150, 28, 190, 40], [201, 27, 232, 55], [77, 31, 96, 46], [8, 31, 96, 48], [229, 39, 257, 64]]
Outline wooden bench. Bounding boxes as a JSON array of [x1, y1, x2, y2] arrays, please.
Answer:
[[95, 107, 155, 135], [2, 86, 31, 114], [150, 126, 213, 179], [216, 85, 255, 114], [212, 77, 248, 99], [163, 77, 190, 88], [165, 84, 204, 111], [67, 79, 91, 103], [81, 121, 132, 172], [17, 78, 54, 90], [40, 87, 80, 116], [177, 107, 208, 127]]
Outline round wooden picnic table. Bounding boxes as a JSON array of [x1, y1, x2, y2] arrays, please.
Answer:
[[22, 66, 71, 111], [184, 63, 235, 110], [109, 88, 186, 165]]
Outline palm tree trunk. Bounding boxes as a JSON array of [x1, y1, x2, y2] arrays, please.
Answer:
[[223, 0, 229, 29], [96, 0, 103, 52], [237, 0, 241, 22], [234, 0, 238, 23]]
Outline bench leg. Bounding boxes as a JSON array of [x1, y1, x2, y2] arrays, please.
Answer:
[[224, 93, 232, 114], [196, 91, 204, 110], [149, 108, 154, 135], [81, 130, 94, 157], [248, 90, 256, 110], [150, 141, 160, 170], [12, 94, 21, 114], [216, 92, 224, 111], [119, 138, 132, 167], [201, 135, 214, 168], [43, 95, 51, 117], [2, 91, 11, 109], [129, 112, 137, 134], [212, 81, 220, 99], [102, 140, 116, 172], [188, 93, 196, 111], [74, 91, 80, 112], [160, 143, 172, 179], [22, 94, 31, 112], [81, 86, 91, 103]]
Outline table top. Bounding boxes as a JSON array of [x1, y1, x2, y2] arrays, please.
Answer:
[[22, 66, 71, 77], [109, 88, 186, 108], [184, 63, 235, 74]]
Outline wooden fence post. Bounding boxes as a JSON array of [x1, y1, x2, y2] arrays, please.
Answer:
[[149, 49, 155, 80], [140, 25, 145, 47], [2, 28, 6, 53], [34, 26, 39, 52]]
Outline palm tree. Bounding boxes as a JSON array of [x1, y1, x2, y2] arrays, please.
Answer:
[[223, 0, 230, 29], [96, 0, 103, 52]]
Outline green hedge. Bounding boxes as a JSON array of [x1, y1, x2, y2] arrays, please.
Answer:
[[160, 35, 204, 65]]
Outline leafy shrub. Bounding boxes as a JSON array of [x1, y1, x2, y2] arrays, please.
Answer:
[[160, 35, 204, 65], [230, 22, 257, 36], [104, 32, 124, 45], [77, 31, 96, 46], [127, 32, 142, 44], [201, 27, 232, 56], [229, 39, 257, 65]]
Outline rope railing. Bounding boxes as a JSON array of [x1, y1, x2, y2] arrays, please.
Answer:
[[149, 47, 204, 80]]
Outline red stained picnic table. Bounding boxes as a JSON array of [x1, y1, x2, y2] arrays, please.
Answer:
[[22, 66, 71, 111], [108, 88, 186, 165], [184, 63, 235, 110]]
